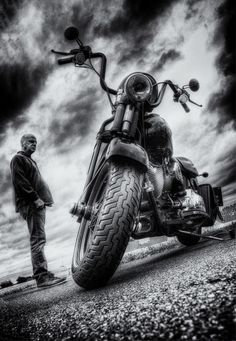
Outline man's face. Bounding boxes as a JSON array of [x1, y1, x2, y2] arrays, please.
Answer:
[[22, 136, 37, 155]]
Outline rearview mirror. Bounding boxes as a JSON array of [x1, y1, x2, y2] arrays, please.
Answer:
[[189, 79, 200, 92], [64, 26, 79, 41]]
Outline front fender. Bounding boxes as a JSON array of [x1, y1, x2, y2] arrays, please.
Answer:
[[106, 137, 149, 172]]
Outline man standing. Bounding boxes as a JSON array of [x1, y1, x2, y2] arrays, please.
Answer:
[[10, 134, 66, 288]]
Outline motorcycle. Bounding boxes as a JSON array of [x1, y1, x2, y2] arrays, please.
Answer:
[[52, 27, 223, 289]]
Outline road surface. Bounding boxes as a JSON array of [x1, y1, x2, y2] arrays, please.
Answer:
[[0, 230, 235, 340]]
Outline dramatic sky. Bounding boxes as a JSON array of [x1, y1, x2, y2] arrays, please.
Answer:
[[0, 0, 235, 279]]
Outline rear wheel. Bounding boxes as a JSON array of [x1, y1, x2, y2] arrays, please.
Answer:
[[72, 160, 144, 289], [176, 227, 202, 246], [198, 184, 218, 226], [204, 207, 218, 226]]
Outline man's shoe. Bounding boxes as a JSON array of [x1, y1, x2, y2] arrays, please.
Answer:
[[37, 272, 67, 288]]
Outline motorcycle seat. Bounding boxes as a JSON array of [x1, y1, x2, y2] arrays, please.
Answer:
[[175, 156, 199, 178]]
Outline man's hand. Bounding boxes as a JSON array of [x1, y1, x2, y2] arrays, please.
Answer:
[[34, 198, 45, 209]]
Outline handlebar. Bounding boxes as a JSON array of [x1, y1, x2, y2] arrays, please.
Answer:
[[58, 56, 74, 65], [164, 80, 190, 112], [52, 47, 117, 95], [90, 52, 117, 95], [52, 41, 201, 112]]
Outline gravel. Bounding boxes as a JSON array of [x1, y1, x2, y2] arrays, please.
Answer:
[[0, 227, 235, 341]]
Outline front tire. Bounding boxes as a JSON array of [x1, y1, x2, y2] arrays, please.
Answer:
[[72, 160, 144, 289]]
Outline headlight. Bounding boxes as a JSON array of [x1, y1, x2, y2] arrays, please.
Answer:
[[124, 73, 153, 102]]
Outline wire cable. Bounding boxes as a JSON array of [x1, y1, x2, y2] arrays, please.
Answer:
[[87, 58, 115, 110]]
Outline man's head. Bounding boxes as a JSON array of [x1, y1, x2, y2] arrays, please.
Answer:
[[21, 134, 37, 155]]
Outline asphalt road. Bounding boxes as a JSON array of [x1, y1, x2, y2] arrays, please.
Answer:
[[0, 232, 235, 341]]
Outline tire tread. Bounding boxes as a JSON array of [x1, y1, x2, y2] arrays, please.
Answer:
[[72, 161, 143, 289]]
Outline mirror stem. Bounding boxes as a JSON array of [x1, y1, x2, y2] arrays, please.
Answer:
[[76, 38, 83, 47]]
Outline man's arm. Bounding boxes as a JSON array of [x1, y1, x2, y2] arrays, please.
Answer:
[[10, 155, 41, 203]]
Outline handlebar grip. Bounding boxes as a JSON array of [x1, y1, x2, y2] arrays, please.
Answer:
[[180, 102, 190, 113], [58, 56, 74, 65]]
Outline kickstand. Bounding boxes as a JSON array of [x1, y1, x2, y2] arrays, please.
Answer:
[[177, 229, 235, 241]]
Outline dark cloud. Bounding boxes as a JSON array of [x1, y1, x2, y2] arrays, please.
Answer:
[[207, 77, 235, 129], [185, 0, 203, 20], [48, 87, 100, 148], [207, 0, 236, 130], [223, 185, 236, 198], [0, 0, 25, 31], [152, 49, 183, 72], [0, 62, 49, 133], [218, 164, 236, 188], [214, 147, 236, 187], [38, 0, 93, 51], [70, 2, 94, 41], [207, 145, 236, 204], [94, 0, 178, 64], [116, 31, 154, 65], [39, 2, 70, 45], [95, 0, 177, 36]]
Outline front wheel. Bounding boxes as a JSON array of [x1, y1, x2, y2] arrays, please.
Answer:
[[72, 160, 144, 289]]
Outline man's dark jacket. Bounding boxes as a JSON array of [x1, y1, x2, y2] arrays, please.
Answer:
[[10, 151, 53, 212]]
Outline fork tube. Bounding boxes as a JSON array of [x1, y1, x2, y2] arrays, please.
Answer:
[[122, 104, 135, 134], [129, 108, 140, 138], [84, 140, 102, 189], [85, 117, 114, 189], [111, 103, 126, 132], [129, 103, 142, 138]]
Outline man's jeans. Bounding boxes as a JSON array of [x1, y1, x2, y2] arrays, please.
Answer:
[[19, 205, 48, 280]]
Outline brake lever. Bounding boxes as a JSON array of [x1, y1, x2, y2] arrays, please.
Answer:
[[179, 88, 203, 108], [188, 98, 202, 107]]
